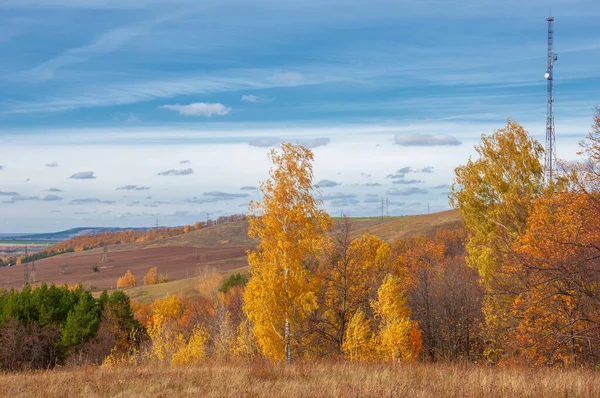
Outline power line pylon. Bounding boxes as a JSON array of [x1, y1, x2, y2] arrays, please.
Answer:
[[23, 262, 29, 286], [100, 245, 108, 263]]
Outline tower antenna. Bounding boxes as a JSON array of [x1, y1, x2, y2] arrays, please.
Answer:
[[544, 15, 558, 185]]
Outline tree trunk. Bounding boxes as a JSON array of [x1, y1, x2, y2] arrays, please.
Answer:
[[285, 318, 292, 363]]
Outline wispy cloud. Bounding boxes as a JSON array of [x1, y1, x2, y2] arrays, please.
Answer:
[[159, 103, 231, 117], [432, 184, 451, 189], [45, 162, 58, 167], [248, 136, 331, 149], [363, 182, 381, 187], [184, 197, 217, 204], [70, 197, 116, 205], [386, 187, 428, 196], [69, 171, 96, 179], [21, 15, 174, 82], [241, 94, 269, 103], [47, 188, 63, 192], [301, 137, 330, 148], [316, 179, 340, 188], [203, 191, 250, 200], [0, 191, 18, 196], [180, 160, 191, 164], [322, 192, 356, 200], [116, 184, 151, 191], [157, 168, 193, 176], [40, 194, 64, 201], [0, 165, 4, 170], [3, 67, 339, 114], [12, 195, 38, 201], [395, 133, 461, 146], [249, 137, 281, 147], [392, 179, 423, 185], [397, 166, 434, 173], [240, 186, 257, 190]]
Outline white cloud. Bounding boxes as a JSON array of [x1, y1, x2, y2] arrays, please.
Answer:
[[203, 191, 250, 200], [316, 179, 340, 188], [116, 184, 151, 191], [69, 171, 97, 179], [157, 168, 194, 176], [40, 194, 64, 201], [322, 192, 356, 200], [394, 134, 461, 146], [45, 162, 59, 167], [70, 197, 116, 205], [159, 102, 231, 117]]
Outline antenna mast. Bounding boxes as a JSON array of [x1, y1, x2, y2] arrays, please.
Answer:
[[544, 15, 558, 185]]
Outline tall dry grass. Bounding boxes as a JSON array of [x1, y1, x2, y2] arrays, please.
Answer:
[[0, 361, 598, 398]]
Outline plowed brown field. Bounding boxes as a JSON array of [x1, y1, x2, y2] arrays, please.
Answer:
[[0, 245, 249, 291]]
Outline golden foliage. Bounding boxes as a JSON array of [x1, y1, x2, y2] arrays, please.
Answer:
[[143, 267, 159, 286], [449, 119, 543, 281], [321, 226, 392, 355], [117, 270, 137, 288], [244, 142, 332, 361], [143, 267, 169, 286], [372, 274, 421, 362], [342, 308, 374, 361], [170, 326, 209, 366]]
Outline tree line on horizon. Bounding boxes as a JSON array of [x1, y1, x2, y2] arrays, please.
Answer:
[[4, 214, 247, 266], [1, 108, 599, 370]]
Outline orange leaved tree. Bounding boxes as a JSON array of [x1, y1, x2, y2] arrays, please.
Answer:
[[117, 270, 137, 288], [143, 267, 159, 286]]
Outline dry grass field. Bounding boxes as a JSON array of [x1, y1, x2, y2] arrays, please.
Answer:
[[0, 361, 597, 398]]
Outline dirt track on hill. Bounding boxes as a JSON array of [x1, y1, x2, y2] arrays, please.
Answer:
[[0, 246, 250, 292]]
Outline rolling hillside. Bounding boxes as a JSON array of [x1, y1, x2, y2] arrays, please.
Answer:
[[0, 210, 461, 296]]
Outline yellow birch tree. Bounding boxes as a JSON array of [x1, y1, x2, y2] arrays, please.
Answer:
[[244, 142, 331, 362]]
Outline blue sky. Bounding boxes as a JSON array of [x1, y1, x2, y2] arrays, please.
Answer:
[[1, 0, 599, 233]]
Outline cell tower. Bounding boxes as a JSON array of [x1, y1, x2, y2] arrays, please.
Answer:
[[544, 16, 558, 185]]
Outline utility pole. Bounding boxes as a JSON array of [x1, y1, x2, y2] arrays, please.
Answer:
[[381, 198, 384, 219], [386, 197, 389, 217], [31, 261, 36, 283], [544, 15, 558, 185]]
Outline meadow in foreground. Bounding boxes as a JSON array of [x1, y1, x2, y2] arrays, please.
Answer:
[[1, 361, 599, 398]]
